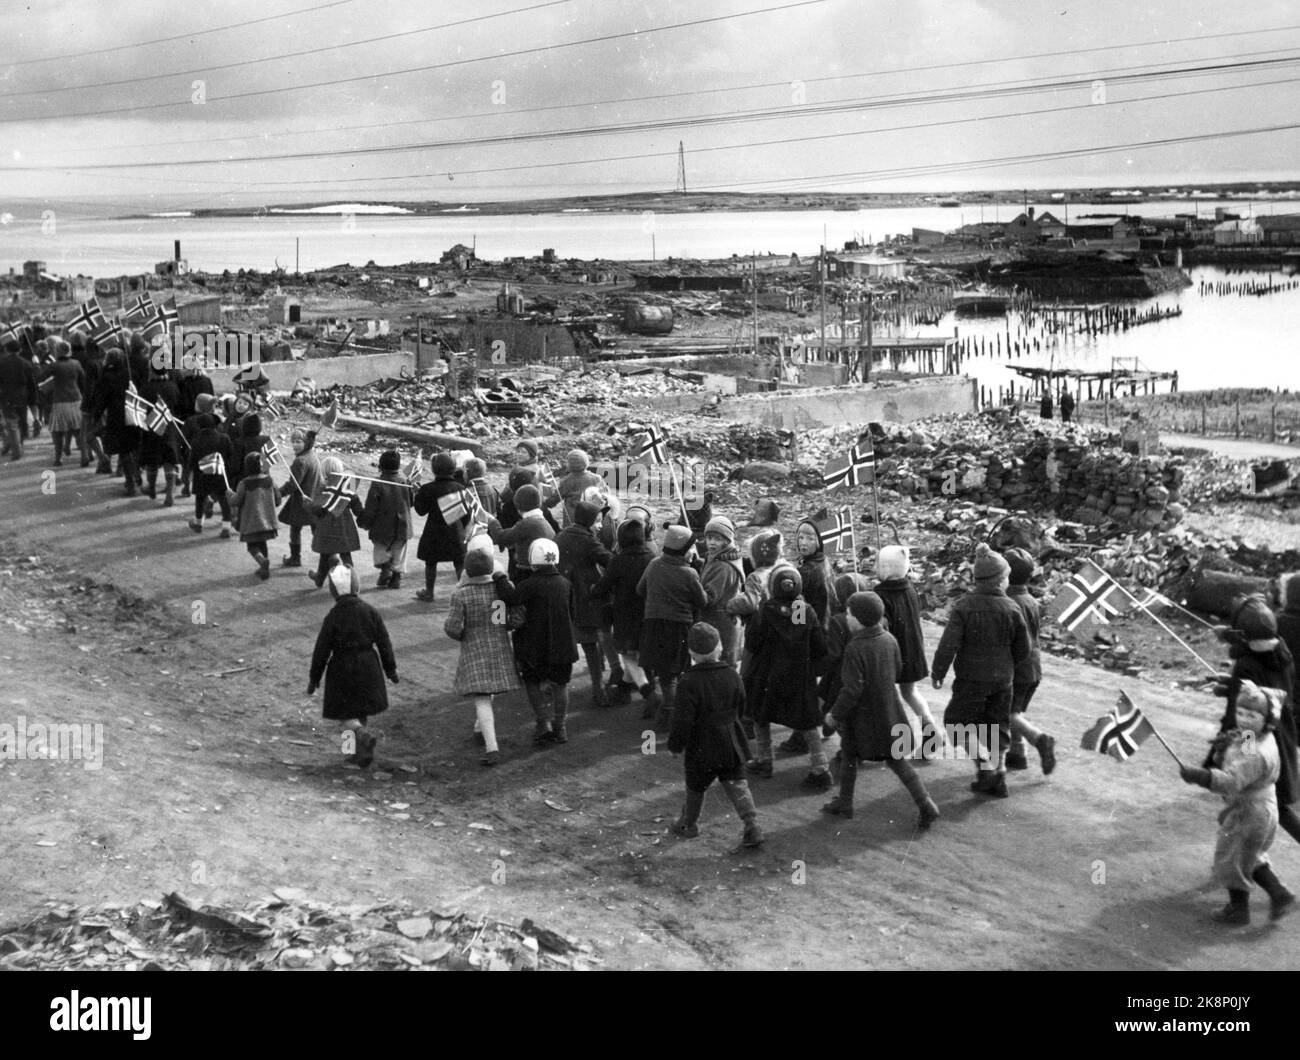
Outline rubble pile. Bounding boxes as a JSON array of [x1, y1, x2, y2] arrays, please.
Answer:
[[0, 892, 593, 971]]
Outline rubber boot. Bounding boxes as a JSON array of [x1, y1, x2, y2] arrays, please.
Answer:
[[887, 757, 940, 830], [388, 572, 401, 590], [582, 643, 607, 707], [822, 756, 856, 818], [653, 675, 676, 733], [1252, 863, 1296, 921], [552, 683, 570, 744], [145, 466, 158, 499], [672, 788, 705, 838], [1212, 888, 1250, 926], [641, 676, 660, 720], [721, 780, 764, 847], [121, 453, 138, 496], [283, 533, 302, 567], [163, 468, 175, 507], [376, 563, 392, 589], [526, 683, 554, 746], [1035, 732, 1057, 775], [354, 729, 377, 768], [51, 431, 64, 466]]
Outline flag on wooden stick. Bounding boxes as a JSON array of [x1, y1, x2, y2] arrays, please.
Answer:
[[633, 425, 669, 465], [404, 457, 424, 488], [1081, 691, 1155, 762], [816, 506, 854, 551], [124, 383, 151, 429], [261, 439, 282, 467], [321, 473, 357, 515], [198, 451, 228, 489], [1048, 560, 1127, 641], [65, 298, 106, 335], [146, 399, 177, 436], [437, 487, 473, 526], [822, 440, 875, 488]]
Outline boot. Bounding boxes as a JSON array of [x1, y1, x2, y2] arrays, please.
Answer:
[[388, 573, 401, 590], [971, 767, 1008, 798], [354, 730, 377, 769], [888, 757, 939, 830], [583, 644, 607, 708], [95, 451, 113, 474], [918, 797, 941, 831], [376, 563, 392, 589], [1005, 741, 1029, 771], [1252, 864, 1296, 921], [778, 731, 809, 755], [162, 469, 175, 507], [551, 684, 570, 744], [641, 678, 660, 720], [1035, 732, 1057, 775], [122, 455, 138, 497], [144, 467, 158, 499], [653, 677, 675, 733], [51, 431, 64, 466], [282, 542, 302, 567], [526, 683, 555, 746], [672, 789, 705, 839], [822, 758, 856, 818], [1211, 888, 1250, 926], [721, 780, 764, 847]]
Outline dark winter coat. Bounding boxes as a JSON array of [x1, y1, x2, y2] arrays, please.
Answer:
[[358, 472, 414, 548], [556, 468, 602, 525], [279, 448, 322, 529], [48, 357, 85, 404], [88, 357, 140, 456], [413, 475, 471, 564], [489, 510, 555, 574], [311, 494, 363, 555], [309, 595, 397, 720], [930, 585, 1030, 688], [1007, 584, 1043, 687], [830, 625, 906, 762], [190, 424, 235, 495], [744, 596, 828, 731], [797, 551, 832, 628], [0, 350, 38, 412], [817, 612, 853, 705], [592, 541, 653, 653], [139, 375, 182, 467], [469, 477, 500, 521], [668, 661, 750, 790], [495, 569, 579, 681], [229, 417, 269, 489], [700, 545, 745, 663], [176, 372, 214, 419], [230, 474, 281, 543], [875, 576, 930, 684], [556, 523, 612, 632], [637, 553, 708, 624]]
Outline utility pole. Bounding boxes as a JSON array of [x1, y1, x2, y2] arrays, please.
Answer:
[[295, 237, 300, 275], [752, 250, 758, 357], [676, 141, 687, 195], [819, 245, 827, 365]]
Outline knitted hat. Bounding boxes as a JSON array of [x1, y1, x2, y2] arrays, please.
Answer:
[[663, 525, 693, 552], [750, 530, 782, 568], [616, 518, 645, 549], [241, 413, 262, 437], [464, 456, 486, 480], [507, 467, 536, 492], [704, 516, 736, 544], [847, 590, 885, 627], [432, 452, 457, 477], [877, 545, 910, 580], [243, 452, 263, 478], [834, 572, 870, 608], [1231, 594, 1278, 650], [625, 504, 652, 526], [771, 567, 802, 601], [574, 500, 600, 528], [1236, 680, 1280, 734], [972, 543, 1010, 584], [464, 549, 495, 577], [515, 484, 541, 512], [687, 621, 720, 655], [378, 449, 400, 472], [516, 439, 539, 462], [529, 538, 559, 567], [327, 562, 359, 599], [566, 448, 589, 473], [1003, 547, 1035, 586]]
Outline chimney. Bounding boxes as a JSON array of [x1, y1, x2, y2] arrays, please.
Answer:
[[174, 240, 181, 263], [1028, 206, 1035, 221]]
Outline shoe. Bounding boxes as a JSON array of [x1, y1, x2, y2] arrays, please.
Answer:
[[641, 693, 661, 720], [180, 486, 191, 497], [481, 750, 500, 768], [800, 770, 833, 794], [415, 589, 434, 603], [1036, 733, 1057, 776], [95, 461, 113, 475], [741, 823, 766, 848], [387, 575, 401, 590], [354, 731, 377, 769], [671, 819, 700, 839], [821, 722, 835, 739], [1005, 749, 1029, 771], [532, 724, 556, 747], [377, 571, 392, 589], [188, 519, 203, 533], [778, 732, 809, 755], [1211, 903, 1250, 926], [971, 770, 1009, 798], [308, 571, 324, 588], [746, 759, 773, 779], [918, 798, 941, 831], [52, 457, 62, 467], [257, 557, 271, 581], [282, 555, 302, 567], [821, 796, 854, 818], [552, 721, 569, 744], [80, 458, 91, 468], [163, 493, 174, 508], [219, 526, 231, 539]]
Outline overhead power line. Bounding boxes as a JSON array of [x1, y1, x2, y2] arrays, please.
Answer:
[[0, 0, 834, 123]]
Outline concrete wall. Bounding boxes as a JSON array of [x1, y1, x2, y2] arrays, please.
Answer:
[[715, 376, 977, 429], [208, 351, 415, 390]]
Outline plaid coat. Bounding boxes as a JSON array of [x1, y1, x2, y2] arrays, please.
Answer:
[[444, 576, 521, 695]]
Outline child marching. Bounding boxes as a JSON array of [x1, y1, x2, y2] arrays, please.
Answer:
[[229, 451, 281, 580], [278, 427, 321, 568], [358, 449, 413, 591], [1001, 548, 1058, 775], [309, 455, 363, 587]]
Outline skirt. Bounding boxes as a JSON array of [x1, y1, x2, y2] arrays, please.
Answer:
[[50, 402, 82, 432]]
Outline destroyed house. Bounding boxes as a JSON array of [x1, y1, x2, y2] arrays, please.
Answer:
[[633, 273, 745, 292]]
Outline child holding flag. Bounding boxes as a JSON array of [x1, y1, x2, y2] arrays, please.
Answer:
[[309, 455, 363, 588], [229, 451, 281, 580], [637, 525, 709, 733], [139, 362, 182, 506], [412, 452, 472, 602], [188, 413, 235, 535], [358, 449, 413, 591], [874, 545, 943, 758], [1002, 548, 1058, 774], [278, 427, 321, 568]]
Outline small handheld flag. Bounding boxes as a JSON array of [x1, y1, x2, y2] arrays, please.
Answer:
[[261, 439, 282, 467], [124, 384, 151, 429], [1048, 560, 1127, 642], [125, 293, 156, 322], [1081, 690, 1156, 762], [404, 457, 424, 488], [822, 441, 875, 489], [146, 398, 177, 436], [437, 488, 472, 526], [321, 473, 358, 515], [198, 451, 227, 489], [66, 298, 106, 335], [90, 316, 123, 350], [633, 426, 668, 465], [817, 506, 854, 551]]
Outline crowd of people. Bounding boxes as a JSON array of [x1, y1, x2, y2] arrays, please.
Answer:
[[4, 325, 1298, 922]]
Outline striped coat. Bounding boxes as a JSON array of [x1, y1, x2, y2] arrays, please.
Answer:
[[444, 576, 521, 696]]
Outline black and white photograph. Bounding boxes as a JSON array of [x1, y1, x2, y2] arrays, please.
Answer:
[[1, 0, 1298, 1017]]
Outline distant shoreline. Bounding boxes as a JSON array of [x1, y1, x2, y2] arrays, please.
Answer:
[[117, 183, 1300, 221]]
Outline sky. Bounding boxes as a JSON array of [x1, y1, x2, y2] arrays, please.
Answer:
[[0, 0, 1297, 211]]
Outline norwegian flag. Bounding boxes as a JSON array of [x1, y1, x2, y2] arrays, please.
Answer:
[[198, 451, 227, 483], [404, 457, 424, 488], [1048, 560, 1128, 640], [632, 426, 668, 465], [437, 487, 472, 526], [146, 398, 178, 436], [261, 439, 282, 467], [822, 438, 876, 488], [66, 298, 106, 335], [1124, 587, 1171, 614], [817, 506, 854, 551], [1081, 691, 1155, 762], [141, 298, 178, 341], [90, 316, 123, 349], [124, 383, 151, 428], [321, 473, 358, 515], [125, 293, 156, 322]]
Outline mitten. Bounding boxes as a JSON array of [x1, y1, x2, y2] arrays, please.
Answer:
[[1180, 765, 1212, 788]]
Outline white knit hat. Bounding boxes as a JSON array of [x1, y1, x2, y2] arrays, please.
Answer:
[[528, 538, 559, 567], [877, 545, 910, 580], [328, 562, 359, 598]]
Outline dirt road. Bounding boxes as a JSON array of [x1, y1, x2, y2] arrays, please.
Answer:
[[3, 428, 1298, 969]]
